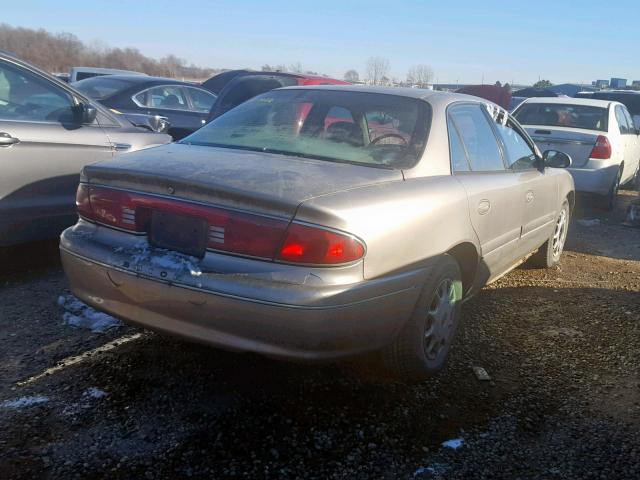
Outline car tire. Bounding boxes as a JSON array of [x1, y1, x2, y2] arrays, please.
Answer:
[[604, 168, 622, 210], [528, 200, 570, 269], [382, 254, 463, 382]]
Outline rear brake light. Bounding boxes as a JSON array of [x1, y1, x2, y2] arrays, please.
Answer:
[[75, 185, 365, 264], [590, 135, 612, 159], [277, 223, 365, 265], [75, 185, 288, 258]]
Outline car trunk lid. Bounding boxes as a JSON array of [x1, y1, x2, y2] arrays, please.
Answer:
[[82, 143, 402, 219], [524, 127, 602, 167]]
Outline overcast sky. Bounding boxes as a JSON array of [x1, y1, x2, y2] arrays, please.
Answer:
[[4, 0, 639, 84]]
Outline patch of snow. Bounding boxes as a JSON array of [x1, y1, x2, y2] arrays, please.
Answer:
[[1, 395, 49, 409], [118, 240, 202, 277], [84, 387, 107, 399], [63, 387, 108, 416], [58, 294, 122, 333], [441, 438, 464, 449], [413, 463, 449, 477], [577, 218, 600, 227]]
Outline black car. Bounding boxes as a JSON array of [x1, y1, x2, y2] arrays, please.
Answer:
[[73, 75, 217, 140], [576, 90, 640, 129]]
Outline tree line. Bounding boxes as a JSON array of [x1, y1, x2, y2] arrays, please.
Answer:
[[0, 23, 218, 79], [344, 57, 435, 87]]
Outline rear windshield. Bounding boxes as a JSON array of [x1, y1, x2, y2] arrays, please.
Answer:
[[182, 89, 430, 169], [514, 103, 608, 132], [73, 77, 134, 100]]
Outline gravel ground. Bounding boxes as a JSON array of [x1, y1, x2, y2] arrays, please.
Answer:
[[0, 191, 638, 480]]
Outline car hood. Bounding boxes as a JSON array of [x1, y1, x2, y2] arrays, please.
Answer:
[[82, 143, 403, 218]]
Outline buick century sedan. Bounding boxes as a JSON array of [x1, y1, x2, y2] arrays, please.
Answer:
[[60, 86, 574, 380]]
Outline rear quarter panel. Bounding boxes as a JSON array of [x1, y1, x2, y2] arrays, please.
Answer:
[[294, 176, 479, 280]]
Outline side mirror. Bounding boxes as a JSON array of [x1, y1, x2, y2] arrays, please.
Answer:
[[543, 149, 572, 168], [73, 103, 98, 124]]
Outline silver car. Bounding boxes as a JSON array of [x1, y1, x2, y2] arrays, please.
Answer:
[[60, 86, 574, 380], [0, 52, 171, 246], [513, 97, 640, 208]]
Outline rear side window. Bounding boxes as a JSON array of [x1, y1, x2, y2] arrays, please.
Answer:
[[493, 117, 537, 170], [448, 104, 505, 172], [623, 107, 636, 131], [448, 118, 470, 172], [186, 87, 216, 113], [136, 86, 190, 110], [615, 105, 631, 134]]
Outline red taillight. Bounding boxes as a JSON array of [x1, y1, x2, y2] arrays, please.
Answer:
[[76, 185, 288, 258], [590, 135, 612, 159], [76, 185, 365, 264], [277, 223, 365, 265]]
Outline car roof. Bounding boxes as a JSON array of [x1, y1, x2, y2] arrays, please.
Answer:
[[277, 84, 483, 106], [80, 74, 198, 86], [520, 97, 613, 108]]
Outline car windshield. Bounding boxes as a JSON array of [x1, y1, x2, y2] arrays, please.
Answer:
[[182, 89, 430, 169], [73, 77, 134, 100], [514, 103, 608, 131]]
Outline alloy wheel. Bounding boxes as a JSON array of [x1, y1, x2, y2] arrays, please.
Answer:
[[423, 278, 457, 362], [552, 207, 568, 260]]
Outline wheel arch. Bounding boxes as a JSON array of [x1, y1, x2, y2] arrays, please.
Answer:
[[566, 190, 575, 213], [446, 242, 479, 295]]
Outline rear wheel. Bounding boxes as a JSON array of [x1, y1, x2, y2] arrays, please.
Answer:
[[382, 255, 463, 382], [529, 200, 570, 269]]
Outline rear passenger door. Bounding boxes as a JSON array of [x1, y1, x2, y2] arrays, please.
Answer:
[[448, 103, 524, 282], [491, 110, 557, 256]]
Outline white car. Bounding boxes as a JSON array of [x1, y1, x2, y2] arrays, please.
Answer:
[[513, 97, 640, 208]]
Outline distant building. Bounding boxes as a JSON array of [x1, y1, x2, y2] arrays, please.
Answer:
[[594, 79, 609, 89], [610, 78, 627, 89], [632, 80, 640, 88]]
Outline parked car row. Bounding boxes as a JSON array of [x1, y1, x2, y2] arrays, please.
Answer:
[[72, 70, 349, 140]]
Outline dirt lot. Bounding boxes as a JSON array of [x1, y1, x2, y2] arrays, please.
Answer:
[[1, 191, 639, 480]]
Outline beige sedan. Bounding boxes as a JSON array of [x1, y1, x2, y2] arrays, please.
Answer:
[[60, 86, 574, 380]]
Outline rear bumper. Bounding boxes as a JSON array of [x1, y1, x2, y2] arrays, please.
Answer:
[[59, 223, 426, 360], [567, 161, 619, 196]]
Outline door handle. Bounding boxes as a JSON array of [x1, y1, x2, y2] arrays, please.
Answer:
[[477, 199, 491, 215], [111, 143, 131, 152], [0, 132, 20, 147]]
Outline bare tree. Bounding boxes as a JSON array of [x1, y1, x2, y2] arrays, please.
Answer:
[[344, 69, 359, 83], [406, 64, 434, 88], [288, 62, 303, 73], [366, 56, 389, 85]]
